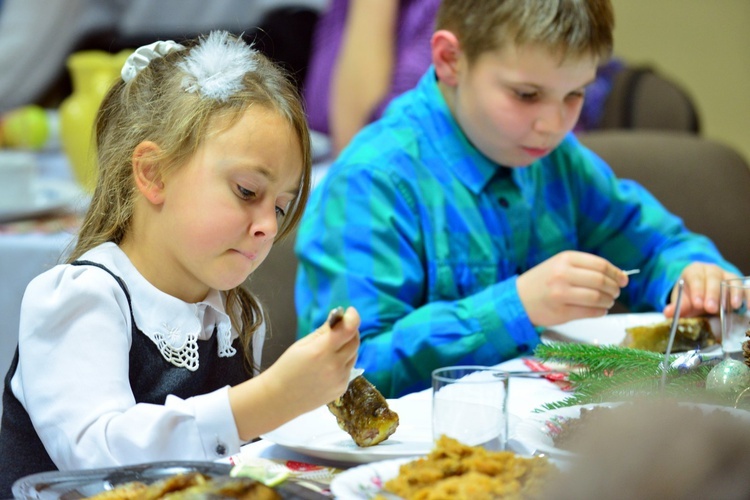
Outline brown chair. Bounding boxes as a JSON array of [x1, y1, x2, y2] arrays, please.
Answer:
[[244, 228, 299, 371], [598, 66, 700, 134], [579, 130, 750, 276]]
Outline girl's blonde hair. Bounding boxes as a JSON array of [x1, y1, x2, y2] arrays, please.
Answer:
[[69, 32, 312, 372], [436, 0, 614, 64]]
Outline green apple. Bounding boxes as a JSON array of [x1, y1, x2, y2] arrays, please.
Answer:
[[2, 105, 50, 150]]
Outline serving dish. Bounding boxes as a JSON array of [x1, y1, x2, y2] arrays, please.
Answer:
[[12, 461, 322, 499], [0, 179, 83, 223]]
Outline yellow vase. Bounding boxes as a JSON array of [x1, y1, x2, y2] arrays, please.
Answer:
[[59, 50, 132, 192]]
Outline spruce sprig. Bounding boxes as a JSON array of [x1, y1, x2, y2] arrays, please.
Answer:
[[533, 342, 725, 411]]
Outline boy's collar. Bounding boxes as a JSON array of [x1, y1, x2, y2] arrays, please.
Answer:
[[421, 66, 514, 194]]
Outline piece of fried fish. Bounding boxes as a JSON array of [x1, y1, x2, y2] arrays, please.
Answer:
[[327, 375, 399, 447]]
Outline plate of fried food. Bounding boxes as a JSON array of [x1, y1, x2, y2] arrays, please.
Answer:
[[541, 313, 721, 353], [11, 460, 316, 499], [261, 376, 432, 464], [329, 435, 558, 500]]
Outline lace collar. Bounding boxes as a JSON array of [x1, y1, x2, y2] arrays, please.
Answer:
[[81, 243, 238, 371]]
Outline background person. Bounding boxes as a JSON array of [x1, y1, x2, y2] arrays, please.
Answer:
[[294, 0, 741, 398]]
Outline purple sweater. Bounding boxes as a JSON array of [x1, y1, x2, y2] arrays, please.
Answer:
[[303, 0, 439, 134]]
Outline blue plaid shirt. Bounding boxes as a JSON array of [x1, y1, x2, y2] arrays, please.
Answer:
[[295, 67, 739, 398]]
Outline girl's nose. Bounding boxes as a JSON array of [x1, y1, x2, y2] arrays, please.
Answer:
[[249, 205, 279, 240]]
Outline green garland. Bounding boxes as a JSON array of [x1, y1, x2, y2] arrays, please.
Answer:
[[533, 342, 730, 411]]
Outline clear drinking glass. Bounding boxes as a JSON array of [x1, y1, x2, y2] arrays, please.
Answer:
[[432, 366, 509, 451], [720, 277, 750, 360]]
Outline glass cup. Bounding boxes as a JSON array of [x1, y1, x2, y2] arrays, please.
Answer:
[[720, 277, 750, 360], [0, 151, 36, 211], [432, 366, 509, 451]]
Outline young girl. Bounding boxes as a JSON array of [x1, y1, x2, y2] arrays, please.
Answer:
[[0, 31, 360, 494]]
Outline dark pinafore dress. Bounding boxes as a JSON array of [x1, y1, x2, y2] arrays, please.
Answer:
[[0, 261, 251, 497]]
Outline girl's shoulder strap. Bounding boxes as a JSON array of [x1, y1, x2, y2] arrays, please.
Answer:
[[70, 260, 134, 317]]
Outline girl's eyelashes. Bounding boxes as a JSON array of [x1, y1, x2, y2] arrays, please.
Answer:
[[236, 184, 256, 200], [235, 180, 293, 217]]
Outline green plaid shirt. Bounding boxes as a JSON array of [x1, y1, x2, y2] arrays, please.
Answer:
[[295, 68, 738, 398]]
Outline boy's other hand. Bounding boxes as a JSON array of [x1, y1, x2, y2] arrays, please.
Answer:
[[663, 263, 741, 318], [517, 250, 628, 327]]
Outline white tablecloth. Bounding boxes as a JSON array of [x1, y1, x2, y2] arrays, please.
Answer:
[[235, 358, 567, 468]]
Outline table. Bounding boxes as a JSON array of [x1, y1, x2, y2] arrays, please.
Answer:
[[233, 358, 567, 481]]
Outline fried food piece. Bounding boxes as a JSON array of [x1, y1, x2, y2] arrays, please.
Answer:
[[622, 317, 716, 353], [87, 473, 281, 499], [382, 436, 556, 500], [87, 481, 148, 499], [327, 375, 399, 447], [163, 476, 281, 499]]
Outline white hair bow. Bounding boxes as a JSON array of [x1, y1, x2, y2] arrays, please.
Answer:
[[121, 40, 186, 83]]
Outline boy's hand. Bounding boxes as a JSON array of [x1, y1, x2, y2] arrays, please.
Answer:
[[663, 263, 740, 317], [517, 251, 628, 327]]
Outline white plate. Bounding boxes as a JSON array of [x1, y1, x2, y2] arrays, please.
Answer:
[[541, 312, 671, 346], [261, 398, 432, 464], [509, 401, 750, 460], [508, 403, 615, 460], [0, 178, 85, 223], [329, 457, 409, 500]]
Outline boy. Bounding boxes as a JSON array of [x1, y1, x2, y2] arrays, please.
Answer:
[[295, 0, 741, 398]]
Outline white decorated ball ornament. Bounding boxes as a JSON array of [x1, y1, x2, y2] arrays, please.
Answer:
[[705, 358, 750, 394]]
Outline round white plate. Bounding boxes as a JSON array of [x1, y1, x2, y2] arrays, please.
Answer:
[[541, 312, 670, 346], [0, 178, 85, 223], [509, 403, 615, 460], [329, 457, 409, 499], [509, 401, 750, 460], [260, 398, 432, 464]]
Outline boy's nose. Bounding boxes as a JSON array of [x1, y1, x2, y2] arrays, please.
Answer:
[[533, 103, 567, 134]]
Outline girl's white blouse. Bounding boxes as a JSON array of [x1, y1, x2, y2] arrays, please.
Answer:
[[10, 242, 265, 470]]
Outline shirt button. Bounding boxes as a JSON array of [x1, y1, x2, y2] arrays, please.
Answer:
[[215, 443, 227, 457], [499, 197, 510, 208]]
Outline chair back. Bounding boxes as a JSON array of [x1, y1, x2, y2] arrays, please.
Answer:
[[580, 130, 750, 275], [599, 66, 700, 134]]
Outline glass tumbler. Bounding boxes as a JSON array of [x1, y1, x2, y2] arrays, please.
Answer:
[[432, 365, 509, 451], [720, 277, 750, 360]]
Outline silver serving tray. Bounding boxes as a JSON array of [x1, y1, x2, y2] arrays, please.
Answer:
[[12, 460, 326, 500], [13, 461, 233, 499]]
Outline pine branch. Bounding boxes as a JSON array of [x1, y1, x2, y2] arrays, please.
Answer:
[[535, 342, 665, 371], [532, 342, 731, 410]]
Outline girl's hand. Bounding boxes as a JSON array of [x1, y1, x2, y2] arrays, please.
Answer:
[[663, 263, 740, 317], [230, 307, 360, 440], [273, 306, 360, 409], [517, 251, 628, 327]]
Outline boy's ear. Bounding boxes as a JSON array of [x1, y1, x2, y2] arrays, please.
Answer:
[[431, 29, 462, 87], [132, 141, 166, 205]]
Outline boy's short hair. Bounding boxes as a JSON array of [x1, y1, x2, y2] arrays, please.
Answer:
[[435, 0, 614, 63]]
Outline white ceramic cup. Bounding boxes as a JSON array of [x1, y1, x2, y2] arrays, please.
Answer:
[[721, 277, 750, 359], [0, 151, 36, 211], [432, 365, 509, 451]]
